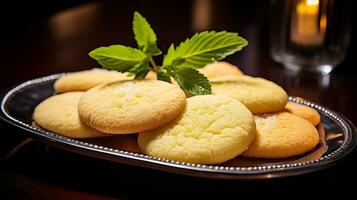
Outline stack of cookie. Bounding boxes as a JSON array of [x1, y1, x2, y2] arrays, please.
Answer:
[[207, 64, 320, 159], [33, 63, 320, 164]]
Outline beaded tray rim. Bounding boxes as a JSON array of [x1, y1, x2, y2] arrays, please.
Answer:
[[1, 73, 356, 179]]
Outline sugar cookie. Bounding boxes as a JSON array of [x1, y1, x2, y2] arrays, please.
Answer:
[[285, 102, 320, 126], [138, 95, 256, 164], [242, 112, 319, 158], [211, 76, 288, 114], [54, 69, 132, 93], [198, 61, 243, 79], [33, 92, 107, 138], [78, 80, 186, 134]]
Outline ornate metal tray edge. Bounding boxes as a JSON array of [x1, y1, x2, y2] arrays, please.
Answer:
[[1, 74, 356, 179]]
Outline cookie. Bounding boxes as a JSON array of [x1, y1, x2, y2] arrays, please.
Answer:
[[138, 95, 256, 164], [54, 69, 132, 93], [33, 92, 107, 138], [211, 76, 288, 114], [198, 61, 243, 80], [285, 102, 321, 126], [242, 112, 319, 158], [85, 134, 141, 153], [78, 80, 186, 134]]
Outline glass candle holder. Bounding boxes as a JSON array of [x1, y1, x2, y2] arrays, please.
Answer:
[[269, 0, 351, 74]]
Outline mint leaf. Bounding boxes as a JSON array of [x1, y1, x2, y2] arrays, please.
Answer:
[[128, 62, 150, 79], [163, 44, 184, 67], [156, 68, 171, 83], [163, 31, 247, 68], [133, 11, 162, 55], [169, 67, 211, 95], [89, 45, 147, 72]]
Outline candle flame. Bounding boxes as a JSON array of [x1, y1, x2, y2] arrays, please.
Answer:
[[291, 0, 324, 46], [306, 0, 319, 6]]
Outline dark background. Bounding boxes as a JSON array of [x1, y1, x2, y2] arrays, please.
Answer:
[[0, 0, 356, 198]]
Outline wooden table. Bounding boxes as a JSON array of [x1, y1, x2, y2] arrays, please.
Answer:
[[1, 0, 356, 198]]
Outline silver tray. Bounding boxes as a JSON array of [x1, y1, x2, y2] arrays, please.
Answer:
[[1, 74, 356, 179]]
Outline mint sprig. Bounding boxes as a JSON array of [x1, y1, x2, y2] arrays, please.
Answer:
[[89, 11, 248, 95]]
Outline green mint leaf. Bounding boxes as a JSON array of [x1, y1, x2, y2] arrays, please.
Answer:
[[128, 62, 150, 79], [163, 44, 184, 67], [163, 31, 247, 68], [169, 67, 211, 95], [156, 68, 171, 83], [133, 11, 162, 55], [89, 45, 147, 72]]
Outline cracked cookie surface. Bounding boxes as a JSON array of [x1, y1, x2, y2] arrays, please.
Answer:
[[78, 80, 186, 134], [138, 95, 256, 164]]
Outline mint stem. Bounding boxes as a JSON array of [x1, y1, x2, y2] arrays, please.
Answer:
[[148, 54, 158, 72]]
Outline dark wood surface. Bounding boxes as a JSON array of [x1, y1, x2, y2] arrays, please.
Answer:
[[1, 0, 356, 198]]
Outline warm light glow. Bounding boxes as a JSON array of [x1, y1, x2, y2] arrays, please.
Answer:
[[320, 14, 327, 33], [306, 0, 319, 6], [50, 3, 99, 40], [192, 0, 212, 31], [297, 0, 319, 14], [291, 0, 325, 46]]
